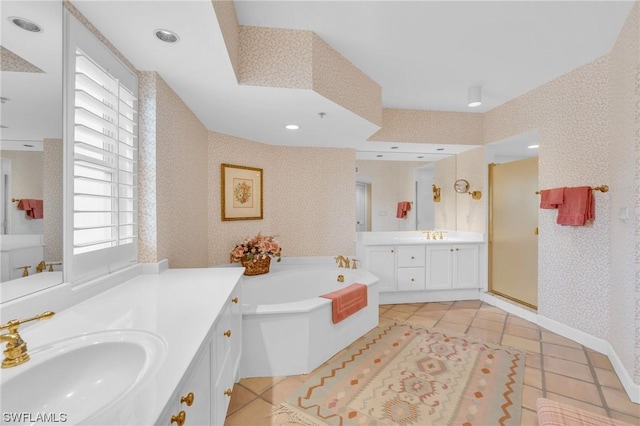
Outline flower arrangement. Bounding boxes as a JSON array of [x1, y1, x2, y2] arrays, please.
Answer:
[[230, 233, 282, 263]]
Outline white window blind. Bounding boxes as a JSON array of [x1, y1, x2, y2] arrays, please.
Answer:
[[73, 49, 137, 255], [65, 11, 138, 284]]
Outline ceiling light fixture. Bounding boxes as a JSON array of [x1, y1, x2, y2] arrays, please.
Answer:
[[10, 17, 42, 33], [528, 144, 539, 149], [468, 86, 482, 108], [155, 29, 180, 43], [285, 124, 299, 130]]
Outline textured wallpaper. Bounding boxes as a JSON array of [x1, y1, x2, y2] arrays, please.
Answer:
[[311, 34, 382, 127], [369, 109, 483, 145], [239, 26, 313, 89], [137, 72, 158, 263], [208, 131, 355, 265], [155, 76, 209, 268], [43, 139, 63, 262], [0, 46, 43, 73], [456, 147, 486, 233], [607, 2, 640, 384], [434, 156, 457, 230], [212, 0, 240, 81], [485, 56, 612, 342]]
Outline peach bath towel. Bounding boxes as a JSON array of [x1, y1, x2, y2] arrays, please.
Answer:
[[539, 187, 565, 209], [320, 283, 368, 324], [17, 199, 44, 219], [556, 186, 594, 226], [396, 201, 411, 218]]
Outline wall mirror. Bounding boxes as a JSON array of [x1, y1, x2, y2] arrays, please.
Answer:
[[355, 151, 460, 232], [0, 1, 63, 298]]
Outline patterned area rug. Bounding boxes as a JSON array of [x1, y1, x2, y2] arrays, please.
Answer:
[[272, 321, 525, 425]]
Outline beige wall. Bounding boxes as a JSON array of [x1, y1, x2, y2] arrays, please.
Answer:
[[455, 147, 485, 233], [483, 2, 640, 384], [209, 131, 355, 265], [434, 156, 457, 230], [608, 2, 640, 384], [43, 139, 63, 261], [369, 109, 483, 145]]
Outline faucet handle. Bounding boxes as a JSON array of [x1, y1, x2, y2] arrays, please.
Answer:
[[16, 265, 31, 277], [351, 259, 359, 270], [423, 230, 432, 240], [0, 311, 55, 334]]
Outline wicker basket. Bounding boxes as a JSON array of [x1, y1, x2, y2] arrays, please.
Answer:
[[241, 256, 271, 276]]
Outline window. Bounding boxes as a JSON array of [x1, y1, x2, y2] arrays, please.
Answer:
[[65, 12, 138, 284]]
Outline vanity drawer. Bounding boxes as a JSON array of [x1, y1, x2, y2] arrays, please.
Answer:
[[396, 246, 425, 267], [397, 267, 426, 291]]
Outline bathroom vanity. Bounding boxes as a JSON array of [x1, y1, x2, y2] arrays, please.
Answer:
[[357, 231, 485, 304], [0, 267, 244, 425]]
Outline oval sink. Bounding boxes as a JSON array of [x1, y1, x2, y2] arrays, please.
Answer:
[[1, 330, 166, 424]]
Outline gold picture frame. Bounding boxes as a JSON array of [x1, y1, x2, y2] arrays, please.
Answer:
[[221, 163, 263, 221]]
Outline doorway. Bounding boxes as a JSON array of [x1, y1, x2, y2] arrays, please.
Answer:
[[355, 182, 369, 232], [488, 157, 538, 309]]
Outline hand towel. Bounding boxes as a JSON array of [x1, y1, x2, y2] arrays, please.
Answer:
[[556, 186, 594, 226], [539, 187, 565, 209], [17, 199, 44, 219], [396, 201, 411, 218], [320, 283, 368, 324]]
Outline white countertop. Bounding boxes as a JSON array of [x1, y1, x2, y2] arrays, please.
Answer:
[[357, 230, 485, 245], [1, 267, 244, 425], [1, 272, 63, 304]]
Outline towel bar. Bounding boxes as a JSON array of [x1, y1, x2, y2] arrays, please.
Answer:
[[535, 185, 608, 195]]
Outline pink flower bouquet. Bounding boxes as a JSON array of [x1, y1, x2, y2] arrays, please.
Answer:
[[230, 233, 282, 263]]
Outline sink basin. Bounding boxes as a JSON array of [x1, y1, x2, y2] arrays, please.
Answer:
[[1, 330, 167, 424]]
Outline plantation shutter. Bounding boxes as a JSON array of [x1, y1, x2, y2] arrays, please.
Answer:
[[66, 11, 138, 284]]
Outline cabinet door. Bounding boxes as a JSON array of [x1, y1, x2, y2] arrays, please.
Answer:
[[453, 245, 479, 288], [181, 345, 212, 426], [397, 267, 426, 291], [426, 245, 453, 289], [365, 246, 396, 292], [396, 246, 425, 267]]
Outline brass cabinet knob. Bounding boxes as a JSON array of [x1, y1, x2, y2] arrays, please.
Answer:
[[231, 297, 239, 304], [180, 392, 194, 406], [224, 330, 232, 338], [171, 411, 186, 426], [224, 388, 232, 397]]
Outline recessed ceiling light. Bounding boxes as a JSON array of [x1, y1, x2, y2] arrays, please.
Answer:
[[10, 17, 42, 33], [528, 144, 539, 149], [468, 86, 482, 107], [155, 29, 180, 43], [376, 155, 383, 158], [417, 156, 424, 159], [23, 144, 34, 148], [285, 124, 299, 130], [391, 146, 398, 149], [436, 148, 444, 151]]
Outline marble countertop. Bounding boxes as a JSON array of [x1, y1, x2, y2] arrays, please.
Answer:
[[1, 267, 245, 425]]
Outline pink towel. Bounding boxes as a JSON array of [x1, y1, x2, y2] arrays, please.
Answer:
[[320, 283, 368, 324], [17, 199, 44, 219], [539, 187, 565, 209], [396, 201, 411, 218], [556, 186, 594, 226]]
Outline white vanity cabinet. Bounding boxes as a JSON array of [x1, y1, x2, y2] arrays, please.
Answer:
[[365, 245, 396, 291], [396, 246, 426, 291], [156, 281, 242, 426], [213, 288, 242, 426], [358, 232, 483, 304], [426, 244, 479, 290], [160, 341, 212, 426]]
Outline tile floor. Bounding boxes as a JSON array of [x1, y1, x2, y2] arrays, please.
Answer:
[[225, 300, 640, 425]]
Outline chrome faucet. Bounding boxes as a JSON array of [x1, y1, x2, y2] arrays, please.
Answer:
[[0, 311, 55, 368]]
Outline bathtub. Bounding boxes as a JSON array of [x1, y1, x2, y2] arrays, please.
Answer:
[[240, 263, 379, 378]]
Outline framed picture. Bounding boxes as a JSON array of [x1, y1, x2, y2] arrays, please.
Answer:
[[221, 163, 263, 221]]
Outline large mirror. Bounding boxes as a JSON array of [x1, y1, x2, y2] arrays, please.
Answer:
[[0, 1, 63, 297], [355, 152, 463, 232]]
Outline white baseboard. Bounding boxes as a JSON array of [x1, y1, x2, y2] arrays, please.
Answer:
[[380, 289, 482, 305], [480, 293, 640, 404]]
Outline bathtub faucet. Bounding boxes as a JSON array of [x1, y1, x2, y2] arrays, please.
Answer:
[[335, 255, 350, 268]]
